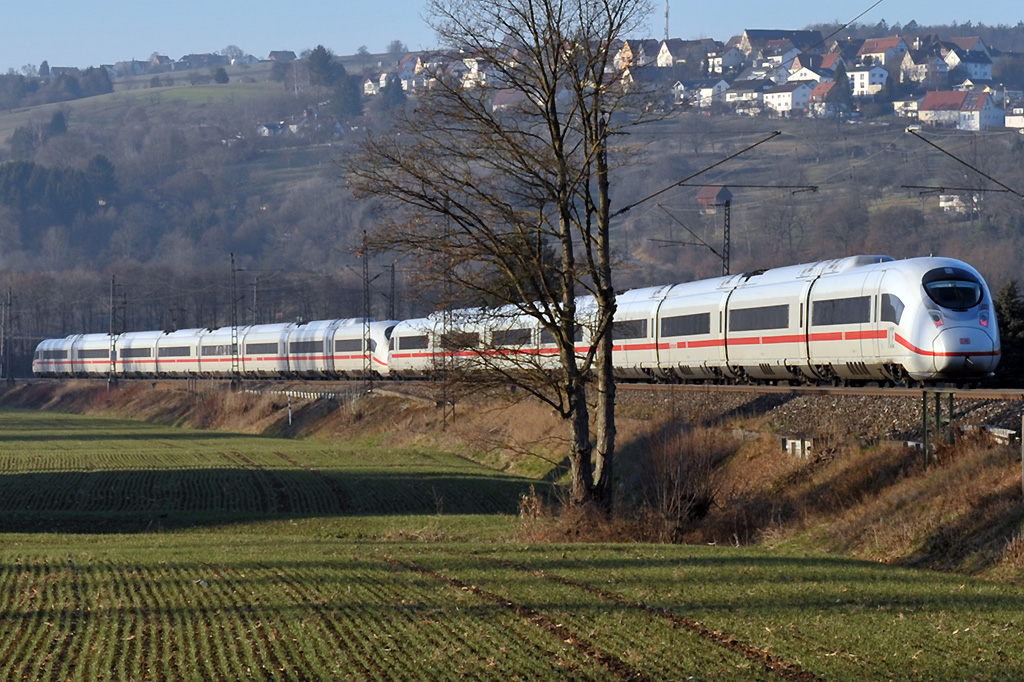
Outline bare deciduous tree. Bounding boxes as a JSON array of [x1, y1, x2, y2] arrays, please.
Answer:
[[344, 0, 654, 509]]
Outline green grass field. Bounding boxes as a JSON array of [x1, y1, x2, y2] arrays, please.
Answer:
[[3, 408, 1024, 681]]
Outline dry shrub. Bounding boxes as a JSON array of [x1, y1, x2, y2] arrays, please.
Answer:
[[627, 425, 737, 542], [514, 485, 642, 543]]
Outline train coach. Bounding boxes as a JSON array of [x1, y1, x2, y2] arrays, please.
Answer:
[[32, 255, 1001, 386], [605, 255, 999, 385], [380, 255, 1000, 386], [32, 319, 397, 380]]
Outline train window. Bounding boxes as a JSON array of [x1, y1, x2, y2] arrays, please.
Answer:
[[613, 319, 648, 340], [43, 350, 69, 360], [729, 304, 789, 332], [881, 294, 905, 325], [923, 267, 982, 311], [661, 312, 710, 337], [812, 296, 870, 326], [289, 340, 322, 354], [158, 346, 191, 357], [77, 349, 108, 359], [493, 328, 532, 346], [121, 347, 152, 358], [335, 338, 363, 353], [398, 335, 429, 350], [200, 344, 235, 356], [540, 328, 584, 345], [441, 331, 480, 350], [384, 325, 396, 340], [245, 342, 279, 355]]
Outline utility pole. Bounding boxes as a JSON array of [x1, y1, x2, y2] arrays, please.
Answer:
[[388, 262, 396, 321], [0, 289, 12, 385], [361, 230, 373, 392], [108, 276, 120, 387], [720, 199, 731, 276], [230, 253, 240, 380], [441, 212, 455, 428]]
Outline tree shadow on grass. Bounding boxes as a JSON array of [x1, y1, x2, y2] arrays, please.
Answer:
[[0, 467, 544, 534]]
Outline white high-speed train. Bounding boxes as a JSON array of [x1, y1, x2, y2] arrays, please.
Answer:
[[32, 256, 1001, 385]]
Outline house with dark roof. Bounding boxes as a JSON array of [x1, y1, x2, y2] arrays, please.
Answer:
[[946, 50, 993, 81], [724, 78, 773, 115], [763, 80, 814, 116], [899, 49, 948, 86], [736, 29, 823, 57]]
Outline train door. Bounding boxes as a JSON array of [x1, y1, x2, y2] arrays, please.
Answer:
[[860, 270, 887, 363]]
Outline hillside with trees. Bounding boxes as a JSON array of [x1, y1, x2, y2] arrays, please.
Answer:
[[0, 27, 1023, 378]]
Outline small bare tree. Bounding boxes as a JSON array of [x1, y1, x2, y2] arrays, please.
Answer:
[[344, 0, 655, 509]]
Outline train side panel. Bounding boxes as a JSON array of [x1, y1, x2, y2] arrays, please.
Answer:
[[655, 279, 732, 381], [155, 329, 204, 376], [239, 324, 292, 377]]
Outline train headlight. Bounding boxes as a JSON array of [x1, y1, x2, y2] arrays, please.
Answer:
[[979, 310, 990, 328], [929, 311, 944, 327]]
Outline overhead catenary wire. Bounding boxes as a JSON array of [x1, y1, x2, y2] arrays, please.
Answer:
[[904, 129, 1024, 199]]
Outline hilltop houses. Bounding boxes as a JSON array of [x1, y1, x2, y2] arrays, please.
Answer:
[[81, 24, 1018, 133], [347, 27, 1015, 130]]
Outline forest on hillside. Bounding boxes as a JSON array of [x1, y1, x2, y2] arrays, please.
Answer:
[[0, 23, 1023, 374]]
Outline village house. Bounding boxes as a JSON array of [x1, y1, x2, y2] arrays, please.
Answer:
[[808, 81, 842, 117], [675, 78, 729, 107], [616, 39, 662, 69], [899, 50, 948, 86], [788, 63, 833, 83], [706, 46, 745, 75], [846, 64, 889, 97], [856, 36, 909, 67], [763, 80, 814, 116], [917, 90, 1004, 130], [1006, 102, 1024, 131], [946, 50, 993, 81], [735, 29, 823, 58], [724, 78, 772, 114], [656, 38, 718, 69]]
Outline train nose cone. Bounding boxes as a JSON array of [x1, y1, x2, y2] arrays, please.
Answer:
[[933, 326, 999, 376]]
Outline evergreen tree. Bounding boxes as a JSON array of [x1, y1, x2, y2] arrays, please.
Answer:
[[377, 74, 406, 111], [331, 75, 363, 120], [994, 280, 1024, 386], [308, 45, 342, 87]]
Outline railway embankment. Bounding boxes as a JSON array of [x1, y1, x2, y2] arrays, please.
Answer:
[[3, 378, 1024, 582]]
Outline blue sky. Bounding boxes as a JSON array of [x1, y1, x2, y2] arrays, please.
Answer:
[[2, 0, 1021, 74]]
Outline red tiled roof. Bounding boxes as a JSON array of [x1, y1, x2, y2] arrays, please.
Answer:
[[919, 91, 968, 111], [858, 37, 905, 55]]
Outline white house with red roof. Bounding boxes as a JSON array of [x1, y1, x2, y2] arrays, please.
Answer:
[[808, 81, 842, 117], [918, 91, 1003, 130], [856, 36, 909, 66]]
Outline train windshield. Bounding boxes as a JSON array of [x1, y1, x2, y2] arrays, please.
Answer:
[[922, 267, 983, 311]]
